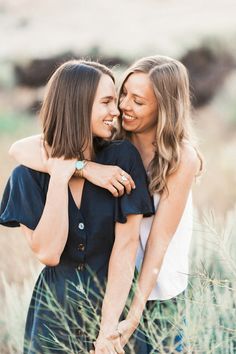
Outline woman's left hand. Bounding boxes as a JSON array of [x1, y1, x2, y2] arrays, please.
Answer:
[[90, 320, 138, 354], [90, 330, 125, 354], [108, 319, 138, 347], [90, 334, 124, 354]]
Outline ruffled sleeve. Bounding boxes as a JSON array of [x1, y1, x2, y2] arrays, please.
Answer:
[[0, 166, 47, 230], [113, 140, 154, 223]]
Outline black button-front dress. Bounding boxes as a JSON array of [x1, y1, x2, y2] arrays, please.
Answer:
[[0, 140, 154, 354]]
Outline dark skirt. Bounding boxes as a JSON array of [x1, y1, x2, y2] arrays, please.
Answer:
[[24, 264, 149, 354]]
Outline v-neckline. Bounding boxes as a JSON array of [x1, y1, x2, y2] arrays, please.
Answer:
[[68, 179, 86, 211]]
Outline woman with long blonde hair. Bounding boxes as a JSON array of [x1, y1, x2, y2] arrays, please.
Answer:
[[9, 55, 202, 353], [111, 55, 202, 353], [0, 60, 154, 354]]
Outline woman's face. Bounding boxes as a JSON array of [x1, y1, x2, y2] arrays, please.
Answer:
[[119, 72, 158, 134], [91, 74, 119, 138]]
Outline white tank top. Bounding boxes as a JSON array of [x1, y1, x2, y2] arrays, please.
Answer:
[[136, 192, 193, 300]]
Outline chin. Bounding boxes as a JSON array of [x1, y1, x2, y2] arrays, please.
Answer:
[[103, 130, 113, 139], [122, 123, 135, 132]]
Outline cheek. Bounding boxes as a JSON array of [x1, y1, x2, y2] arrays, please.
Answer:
[[135, 105, 150, 118], [147, 114, 157, 128], [139, 109, 157, 127], [98, 105, 109, 118], [91, 106, 105, 123], [146, 105, 158, 120]]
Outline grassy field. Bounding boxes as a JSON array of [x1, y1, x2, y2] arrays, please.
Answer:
[[1, 0, 236, 351], [0, 103, 236, 353]]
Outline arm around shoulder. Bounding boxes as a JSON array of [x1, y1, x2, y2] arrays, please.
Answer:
[[9, 134, 47, 172]]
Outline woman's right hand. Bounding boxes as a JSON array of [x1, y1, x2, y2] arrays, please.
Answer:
[[83, 162, 136, 197]]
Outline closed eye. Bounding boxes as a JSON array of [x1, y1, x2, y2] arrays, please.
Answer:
[[134, 100, 143, 106]]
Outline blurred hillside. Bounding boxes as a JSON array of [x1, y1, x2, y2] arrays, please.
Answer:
[[1, 0, 236, 59]]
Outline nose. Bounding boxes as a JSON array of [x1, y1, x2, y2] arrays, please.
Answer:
[[110, 103, 120, 117], [119, 95, 131, 111]]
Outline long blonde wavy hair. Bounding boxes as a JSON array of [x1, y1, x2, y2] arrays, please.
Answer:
[[117, 55, 203, 195]]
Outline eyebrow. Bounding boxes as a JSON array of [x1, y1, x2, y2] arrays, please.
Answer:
[[100, 95, 115, 100], [132, 93, 147, 101], [122, 85, 147, 101]]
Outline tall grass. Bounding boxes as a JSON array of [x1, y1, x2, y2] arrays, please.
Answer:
[[0, 209, 235, 353], [0, 112, 236, 353]]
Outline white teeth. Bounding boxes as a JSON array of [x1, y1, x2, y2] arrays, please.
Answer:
[[123, 114, 136, 121], [104, 121, 113, 126]]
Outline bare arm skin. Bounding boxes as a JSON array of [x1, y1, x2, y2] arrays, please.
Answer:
[[9, 135, 47, 172], [20, 157, 76, 266], [9, 135, 135, 196], [94, 214, 143, 354], [106, 145, 201, 347]]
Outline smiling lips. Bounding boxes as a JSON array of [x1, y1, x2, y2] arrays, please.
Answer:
[[122, 114, 136, 121], [104, 114, 136, 128], [103, 120, 114, 127]]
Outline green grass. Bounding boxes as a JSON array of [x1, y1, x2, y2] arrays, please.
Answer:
[[0, 210, 236, 353], [0, 111, 38, 136]]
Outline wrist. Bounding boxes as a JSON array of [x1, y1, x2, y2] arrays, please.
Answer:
[[127, 306, 144, 327], [81, 160, 90, 179], [74, 160, 88, 178], [99, 323, 118, 338], [50, 171, 70, 184], [100, 317, 118, 337]]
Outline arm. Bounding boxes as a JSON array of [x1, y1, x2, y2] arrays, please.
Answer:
[[9, 135, 135, 196], [94, 214, 142, 354], [20, 157, 76, 266], [115, 146, 201, 344], [9, 135, 47, 172]]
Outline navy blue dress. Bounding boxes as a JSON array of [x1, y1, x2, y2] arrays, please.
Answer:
[[0, 140, 154, 354]]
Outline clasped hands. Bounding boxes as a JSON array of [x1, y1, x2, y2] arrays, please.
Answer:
[[90, 319, 137, 354]]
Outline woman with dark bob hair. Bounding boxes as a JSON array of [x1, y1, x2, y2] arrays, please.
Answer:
[[0, 60, 154, 353], [7, 55, 203, 353]]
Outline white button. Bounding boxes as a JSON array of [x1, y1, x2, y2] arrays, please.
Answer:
[[78, 223, 84, 230]]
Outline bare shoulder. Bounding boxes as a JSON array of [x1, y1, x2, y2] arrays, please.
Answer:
[[179, 143, 201, 176]]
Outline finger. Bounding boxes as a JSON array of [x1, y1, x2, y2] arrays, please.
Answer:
[[125, 175, 135, 190], [113, 338, 125, 353], [120, 336, 127, 348], [106, 331, 125, 353], [119, 170, 135, 190], [118, 175, 132, 194], [111, 179, 125, 197], [107, 185, 119, 197], [107, 332, 120, 341]]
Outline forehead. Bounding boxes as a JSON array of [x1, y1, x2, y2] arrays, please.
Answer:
[[124, 72, 155, 97], [96, 74, 116, 97]]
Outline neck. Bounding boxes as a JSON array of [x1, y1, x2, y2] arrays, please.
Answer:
[[130, 130, 156, 170], [83, 146, 92, 161]]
